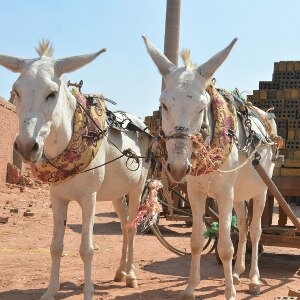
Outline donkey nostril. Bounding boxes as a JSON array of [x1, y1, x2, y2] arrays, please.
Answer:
[[167, 163, 171, 172], [13, 141, 18, 151], [31, 142, 39, 153]]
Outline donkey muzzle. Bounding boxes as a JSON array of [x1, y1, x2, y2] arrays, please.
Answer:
[[14, 136, 42, 163]]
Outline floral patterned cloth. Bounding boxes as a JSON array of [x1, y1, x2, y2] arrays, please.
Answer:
[[31, 88, 106, 184], [190, 85, 237, 176]]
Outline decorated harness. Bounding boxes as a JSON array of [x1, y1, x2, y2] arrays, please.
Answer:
[[32, 83, 149, 185], [32, 89, 106, 183], [147, 84, 283, 177]]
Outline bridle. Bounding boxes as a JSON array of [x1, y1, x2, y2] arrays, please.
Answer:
[[159, 126, 190, 141], [158, 93, 210, 143], [148, 106, 212, 175]]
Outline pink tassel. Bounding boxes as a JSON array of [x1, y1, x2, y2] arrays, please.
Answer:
[[127, 180, 163, 228]]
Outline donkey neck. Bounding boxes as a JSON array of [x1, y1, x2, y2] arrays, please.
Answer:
[[43, 83, 76, 160]]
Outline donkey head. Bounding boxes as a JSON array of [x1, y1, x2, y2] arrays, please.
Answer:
[[143, 35, 237, 182], [0, 40, 106, 163]]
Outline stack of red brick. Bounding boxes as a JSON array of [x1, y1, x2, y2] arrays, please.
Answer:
[[0, 96, 19, 182], [248, 61, 300, 177], [144, 110, 161, 135]]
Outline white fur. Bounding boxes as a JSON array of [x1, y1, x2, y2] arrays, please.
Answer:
[[143, 36, 275, 300], [0, 49, 149, 300]]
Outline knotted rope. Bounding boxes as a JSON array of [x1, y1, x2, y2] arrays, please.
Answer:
[[189, 133, 226, 176]]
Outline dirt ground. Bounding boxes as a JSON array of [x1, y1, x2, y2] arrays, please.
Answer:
[[0, 182, 299, 300]]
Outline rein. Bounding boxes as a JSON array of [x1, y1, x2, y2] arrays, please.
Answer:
[[68, 80, 146, 170], [74, 94, 145, 172], [41, 88, 146, 179]]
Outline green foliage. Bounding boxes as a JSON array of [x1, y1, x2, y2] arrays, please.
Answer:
[[204, 215, 237, 239]]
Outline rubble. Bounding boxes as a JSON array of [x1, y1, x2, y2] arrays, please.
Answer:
[[0, 216, 9, 224], [23, 211, 35, 217], [6, 163, 43, 189]]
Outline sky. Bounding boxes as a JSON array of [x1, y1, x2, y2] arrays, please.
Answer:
[[1, 1, 300, 119]]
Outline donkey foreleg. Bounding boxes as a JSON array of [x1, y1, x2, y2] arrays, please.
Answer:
[[112, 197, 128, 282], [79, 194, 96, 300], [217, 192, 236, 300], [248, 191, 267, 295], [125, 190, 142, 288], [232, 200, 248, 284], [180, 188, 206, 300], [41, 196, 68, 300]]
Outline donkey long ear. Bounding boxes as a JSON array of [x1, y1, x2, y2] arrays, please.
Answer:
[[55, 48, 106, 76], [0, 54, 27, 73], [142, 35, 176, 77], [198, 38, 238, 79]]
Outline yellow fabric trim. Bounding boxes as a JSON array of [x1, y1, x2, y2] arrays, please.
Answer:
[[31, 88, 106, 184]]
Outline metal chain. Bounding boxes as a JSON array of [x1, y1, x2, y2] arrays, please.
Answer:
[[227, 107, 260, 155]]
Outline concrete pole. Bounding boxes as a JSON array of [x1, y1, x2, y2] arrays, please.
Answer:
[[161, 0, 181, 91]]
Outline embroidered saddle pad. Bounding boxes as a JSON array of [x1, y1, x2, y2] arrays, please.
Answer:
[[32, 88, 106, 184], [190, 85, 238, 176]]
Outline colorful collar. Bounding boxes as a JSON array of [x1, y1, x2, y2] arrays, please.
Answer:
[[32, 88, 106, 184], [190, 85, 237, 176]]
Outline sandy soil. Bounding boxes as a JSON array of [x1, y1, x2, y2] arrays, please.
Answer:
[[0, 182, 299, 300]]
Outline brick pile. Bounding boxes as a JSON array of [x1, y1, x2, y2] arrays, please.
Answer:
[[248, 61, 300, 176], [0, 97, 19, 181], [6, 163, 21, 184], [144, 110, 161, 135], [6, 163, 41, 188]]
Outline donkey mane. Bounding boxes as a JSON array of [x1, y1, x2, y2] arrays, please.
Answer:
[[180, 49, 196, 68], [35, 38, 54, 58]]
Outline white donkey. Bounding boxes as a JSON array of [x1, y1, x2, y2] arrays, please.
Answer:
[[0, 42, 149, 300], [143, 36, 277, 300]]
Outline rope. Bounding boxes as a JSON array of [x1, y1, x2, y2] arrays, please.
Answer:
[[68, 95, 146, 173], [80, 154, 126, 173], [216, 142, 262, 174]]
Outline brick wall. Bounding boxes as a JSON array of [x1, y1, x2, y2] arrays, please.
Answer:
[[0, 97, 19, 182]]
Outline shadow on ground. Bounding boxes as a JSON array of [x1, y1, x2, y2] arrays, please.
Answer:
[[141, 252, 299, 300], [95, 211, 118, 218], [0, 251, 298, 300], [68, 222, 190, 238], [0, 281, 109, 300], [68, 221, 122, 235]]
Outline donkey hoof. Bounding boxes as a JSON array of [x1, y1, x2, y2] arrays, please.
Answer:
[[249, 283, 261, 295], [233, 273, 241, 285], [40, 294, 55, 300], [126, 277, 138, 288], [83, 283, 94, 300], [40, 290, 57, 300], [178, 292, 195, 300], [114, 271, 127, 282], [83, 291, 94, 300]]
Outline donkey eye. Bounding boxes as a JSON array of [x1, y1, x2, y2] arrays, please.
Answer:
[[46, 92, 56, 101], [162, 103, 168, 111]]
